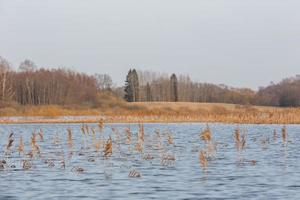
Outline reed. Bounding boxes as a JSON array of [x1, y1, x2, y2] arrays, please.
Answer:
[[38, 129, 44, 142], [67, 128, 73, 148], [98, 119, 104, 132], [142, 153, 154, 160], [72, 166, 84, 173], [167, 133, 174, 145], [273, 130, 277, 141], [200, 126, 212, 142], [6, 132, 14, 150], [18, 136, 24, 154], [104, 136, 112, 157], [282, 126, 287, 143], [22, 160, 32, 170], [125, 127, 132, 145], [234, 128, 246, 151], [199, 150, 207, 169], [138, 124, 145, 142], [129, 169, 141, 177]]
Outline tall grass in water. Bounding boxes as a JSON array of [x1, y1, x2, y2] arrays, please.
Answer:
[[234, 128, 246, 151], [199, 150, 207, 169], [6, 133, 14, 151], [104, 136, 112, 157], [282, 126, 287, 143], [18, 136, 24, 154]]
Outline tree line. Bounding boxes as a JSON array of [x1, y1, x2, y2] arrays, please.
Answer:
[[123, 69, 300, 107], [1, 56, 300, 107], [0, 57, 113, 106]]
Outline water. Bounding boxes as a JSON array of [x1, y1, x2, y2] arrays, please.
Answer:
[[0, 123, 299, 200]]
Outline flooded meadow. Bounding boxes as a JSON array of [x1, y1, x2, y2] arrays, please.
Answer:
[[0, 123, 299, 200]]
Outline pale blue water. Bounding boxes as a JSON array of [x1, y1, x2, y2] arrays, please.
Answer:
[[0, 123, 299, 200]]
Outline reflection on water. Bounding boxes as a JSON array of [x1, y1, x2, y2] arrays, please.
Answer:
[[0, 123, 299, 200]]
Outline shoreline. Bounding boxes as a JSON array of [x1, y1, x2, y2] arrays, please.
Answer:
[[0, 115, 297, 125]]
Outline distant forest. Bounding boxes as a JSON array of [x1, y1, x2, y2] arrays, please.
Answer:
[[1, 56, 300, 107]]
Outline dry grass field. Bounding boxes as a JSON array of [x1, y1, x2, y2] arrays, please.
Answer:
[[0, 102, 300, 124]]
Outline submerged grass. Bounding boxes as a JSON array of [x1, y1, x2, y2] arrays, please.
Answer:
[[0, 122, 293, 177]]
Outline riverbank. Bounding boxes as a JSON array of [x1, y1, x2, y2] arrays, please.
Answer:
[[0, 102, 300, 124]]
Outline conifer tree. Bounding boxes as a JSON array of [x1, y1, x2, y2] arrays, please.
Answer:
[[170, 73, 178, 102]]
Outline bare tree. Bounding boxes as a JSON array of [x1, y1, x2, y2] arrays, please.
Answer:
[[0, 57, 14, 101], [94, 74, 113, 91]]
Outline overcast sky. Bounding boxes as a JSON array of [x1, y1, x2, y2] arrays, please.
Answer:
[[0, 0, 299, 89]]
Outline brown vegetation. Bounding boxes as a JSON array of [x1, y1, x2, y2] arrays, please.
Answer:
[[1, 101, 300, 124]]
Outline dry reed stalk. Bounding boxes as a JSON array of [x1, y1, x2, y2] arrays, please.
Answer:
[[206, 142, 217, 157], [35, 144, 41, 154], [61, 158, 66, 169], [22, 160, 32, 170], [30, 133, 41, 155], [67, 128, 73, 148], [72, 166, 84, 173], [200, 126, 212, 142], [112, 128, 121, 144], [273, 130, 277, 140], [38, 129, 44, 142], [135, 142, 143, 153], [6, 132, 14, 150], [27, 151, 34, 158], [125, 127, 132, 144], [31, 133, 37, 148], [167, 133, 174, 144], [18, 136, 24, 154], [282, 126, 287, 143], [104, 136, 112, 157], [85, 125, 90, 135], [93, 139, 103, 152], [81, 125, 86, 135], [45, 159, 55, 168], [129, 169, 141, 177], [133, 124, 145, 153], [199, 150, 207, 169], [53, 133, 60, 145], [250, 160, 257, 166], [139, 124, 145, 142], [142, 153, 154, 160], [161, 154, 176, 166], [98, 119, 104, 132], [91, 127, 96, 136], [234, 128, 246, 151]]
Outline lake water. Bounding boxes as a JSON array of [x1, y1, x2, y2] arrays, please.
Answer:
[[0, 123, 299, 200]]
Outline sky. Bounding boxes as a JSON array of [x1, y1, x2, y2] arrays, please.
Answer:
[[0, 0, 299, 89]]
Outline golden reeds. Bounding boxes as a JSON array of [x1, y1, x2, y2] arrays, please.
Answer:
[[142, 153, 154, 160], [234, 128, 246, 151], [98, 119, 104, 132], [199, 150, 207, 169], [125, 127, 132, 145], [200, 126, 212, 142], [18, 136, 24, 154], [167, 133, 174, 145], [104, 136, 112, 157], [135, 124, 145, 153]]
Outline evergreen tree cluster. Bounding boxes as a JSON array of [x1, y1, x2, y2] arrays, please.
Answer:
[[124, 69, 140, 102]]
